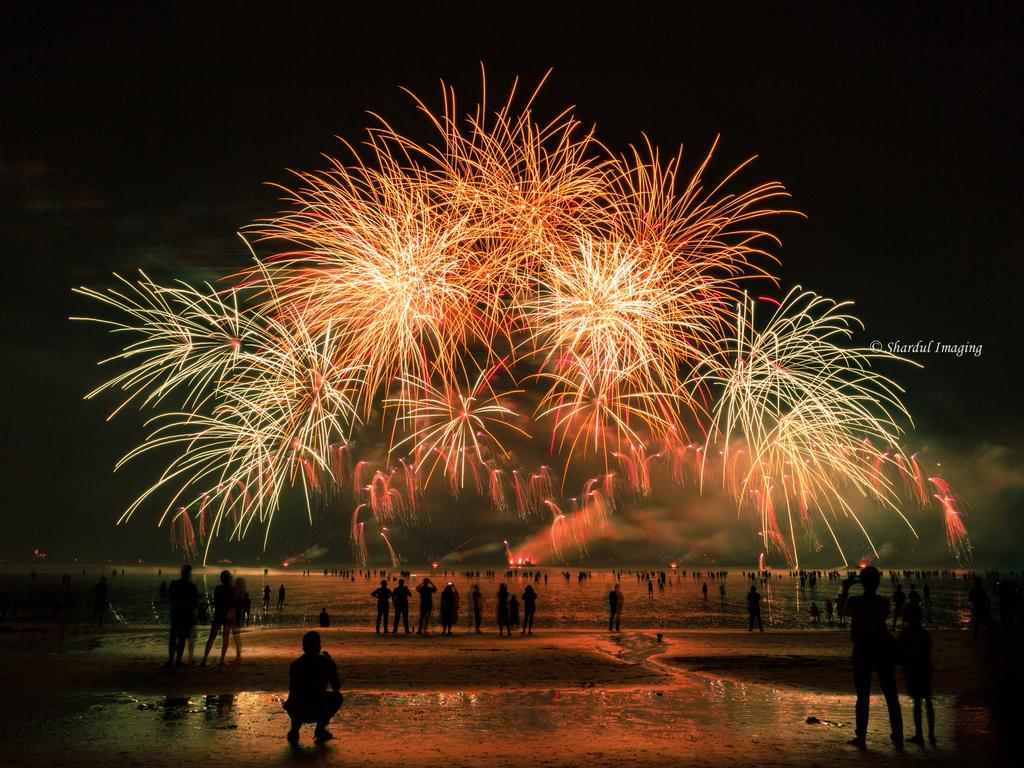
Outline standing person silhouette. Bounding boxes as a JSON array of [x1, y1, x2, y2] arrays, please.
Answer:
[[908, 585, 921, 611], [892, 583, 906, 630], [839, 566, 904, 749], [201, 570, 239, 666], [746, 586, 763, 632], [416, 577, 436, 634], [496, 584, 511, 636], [608, 584, 623, 631], [440, 582, 458, 634], [900, 604, 936, 745], [284, 631, 342, 744], [166, 564, 199, 668], [392, 578, 412, 634], [968, 577, 991, 641], [371, 580, 392, 634], [522, 585, 537, 634], [277, 584, 286, 610], [263, 584, 271, 611], [702, 582, 708, 601], [471, 585, 485, 633], [608, 585, 618, 631]]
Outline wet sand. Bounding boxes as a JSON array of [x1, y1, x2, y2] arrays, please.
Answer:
[[0, 624, 1010, 766]]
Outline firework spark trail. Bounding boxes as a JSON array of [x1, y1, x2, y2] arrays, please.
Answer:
[[329, 444, 352, 493], [543, 487, 612, 560], [350, 503, 369, 565], [489, 468, 510, 515], [512, 470, 532, 517], [929, 477, 972, 562], [380, 527, 401, 568], [169, 506, 197, 558]]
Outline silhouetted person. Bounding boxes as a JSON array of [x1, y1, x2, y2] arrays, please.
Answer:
[[701, 582, 708, 601], [892, 583, 905, 630], [263, 585, 271, 610], [509, 594, 520, 631], [838, 566, 904, 748], [496, 584, 511, 636], [392, 578, 412, 633], [166, 564, 199, 668], [968, 577, 990, 640], [201, 570, 240, 666], [648, 579, 655, 597], [158, 580, 168, 601], [719, 583, 726, 604], [93, 577, 109, 627], [371, 580, 392, 633], [416, 577, 437, 634], [900, 603, 935, 745], [440, 583, 458, 634], [908, 585, 921, 611], [471, 585, 484, 633], [522, 585, 537, 634], [319, 608, 330, 627], [277, 583, 286, 609], [284, 631, 342, 744], [809, 602, 820, 624], [746, 586, 763, 632], [825, 597, 834, 625], [609, 584, 623, 631]]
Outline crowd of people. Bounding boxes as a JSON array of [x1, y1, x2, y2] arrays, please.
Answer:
[[362, 577, 540, 636], [1, 562, 1020, 752], [279, 564, 1013, 748]]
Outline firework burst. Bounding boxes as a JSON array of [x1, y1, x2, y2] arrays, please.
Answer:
[[701, 288, 920, 566], [75, 75, 948, 568]]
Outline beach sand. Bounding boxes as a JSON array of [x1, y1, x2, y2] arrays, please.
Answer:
[[0, 624, 1012, 767]]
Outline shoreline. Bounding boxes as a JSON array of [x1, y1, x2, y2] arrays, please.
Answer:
[[1, 624, 1013, 766]]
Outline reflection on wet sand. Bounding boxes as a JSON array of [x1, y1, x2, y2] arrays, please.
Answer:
[[4, 682, 992, 767]]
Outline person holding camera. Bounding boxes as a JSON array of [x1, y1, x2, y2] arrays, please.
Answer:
[[838, 566, 904, 749], [416, 577, 437, 634]]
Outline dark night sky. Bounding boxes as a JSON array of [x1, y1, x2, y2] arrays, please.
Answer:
[[1, 3, 1021, 564]]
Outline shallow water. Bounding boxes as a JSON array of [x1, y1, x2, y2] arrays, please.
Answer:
[[0, 565, 982, 631], [3, 681, 990, 767]]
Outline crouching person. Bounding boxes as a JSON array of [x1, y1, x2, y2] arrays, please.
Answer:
[[284, 630, 343, 744]]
